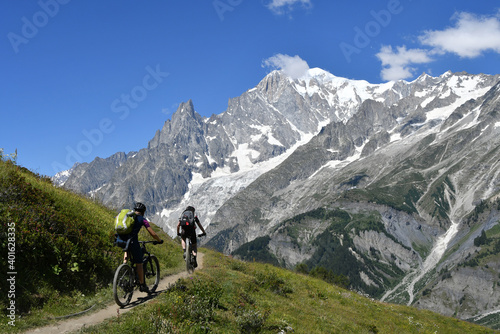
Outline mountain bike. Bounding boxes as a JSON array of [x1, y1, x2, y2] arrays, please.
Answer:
[[113, 240, 161, 307], [185, 233, 205, 274]]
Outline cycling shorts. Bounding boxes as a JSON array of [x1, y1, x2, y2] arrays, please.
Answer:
[[181, 228, 197, 244]]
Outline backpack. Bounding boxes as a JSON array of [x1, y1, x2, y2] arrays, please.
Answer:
[[115, 209, 136, 235], [180, 210, 195, 230]]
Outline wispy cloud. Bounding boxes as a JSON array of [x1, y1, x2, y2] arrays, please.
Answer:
[[376, 46, 433, 81], [377, 11, 500, 81], [419, 12, 500, 58], [265, 0, 312, 15], [262, 54, 310, 79]]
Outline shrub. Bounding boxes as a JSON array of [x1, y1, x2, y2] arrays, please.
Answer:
[[236, 309, 269, 333], [309, 266, 350, 289], [189, 278, 223, 311], [254, 270, 293, 297], [160, 278, 223, 330], [474, 230, 488, 247], [295, 263, 309, 274]]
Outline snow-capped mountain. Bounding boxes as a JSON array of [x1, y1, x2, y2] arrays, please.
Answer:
[[209, 70, 498, 242], [52, 162, 80, 186], [207, 72, 500, 325], [60, 67, 422, 227], [56, 68, 500, 327]]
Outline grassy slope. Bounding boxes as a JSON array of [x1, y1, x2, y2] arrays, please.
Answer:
[[79, 248, 498, 334], [1, 160, 498, 333], [0, 160, 184, 333]]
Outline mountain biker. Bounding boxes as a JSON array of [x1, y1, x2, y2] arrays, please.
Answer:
[[176, 206, 206, 268], [117, 202, 163, 294]]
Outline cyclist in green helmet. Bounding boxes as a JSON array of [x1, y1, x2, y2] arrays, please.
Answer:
[[117, 202, 163, 293]]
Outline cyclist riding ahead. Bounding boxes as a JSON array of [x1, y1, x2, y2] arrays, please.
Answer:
[[177, 206, 206, 268], [116, 202, 163, 294]]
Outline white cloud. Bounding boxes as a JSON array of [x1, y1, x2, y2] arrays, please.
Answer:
[[262, 54, 310, 79], [376, 11, 500, 81], [419, 12, 500, 58], [266, 0, 312, 15], [376, 45, 433, 81]]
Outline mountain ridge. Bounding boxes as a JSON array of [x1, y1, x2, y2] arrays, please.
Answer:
[[56, 69, 498, 224], [54, 68, 500, 326]]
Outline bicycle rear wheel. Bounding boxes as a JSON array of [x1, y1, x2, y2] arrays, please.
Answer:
[[143, 255, 160, 292], [186, 239, 194, 274], [113, 263, 134, 307]]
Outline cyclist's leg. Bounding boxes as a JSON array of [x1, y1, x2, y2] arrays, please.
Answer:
[[117, 235, 130, 263], [180, 230, 187, 256], [134, 257, 149, 292], [136, 263, 144, 284], [190, 234, 199, 267], [129, 240, 145, 284], [190, 233, 197, 256]]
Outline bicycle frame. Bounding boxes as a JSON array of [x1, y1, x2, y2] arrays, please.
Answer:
[[184, 233, 204, 274], [113, 239, 160, 307], [124, 242, 150, 281], [124, 241, 152, 265]]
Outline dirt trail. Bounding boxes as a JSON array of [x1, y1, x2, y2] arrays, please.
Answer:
[[24, 253, 204, 334]]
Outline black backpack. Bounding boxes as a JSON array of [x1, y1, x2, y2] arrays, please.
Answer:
[[180, 210, 195, 230]]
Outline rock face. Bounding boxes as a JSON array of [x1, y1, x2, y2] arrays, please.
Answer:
[[55, 69, 500, 327]]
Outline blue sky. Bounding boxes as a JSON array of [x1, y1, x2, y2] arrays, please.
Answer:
[[2, 0, 500, 176]]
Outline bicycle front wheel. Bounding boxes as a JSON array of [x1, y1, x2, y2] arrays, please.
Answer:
[[144, 255, 160, 292], [113, 263, 134, 307]]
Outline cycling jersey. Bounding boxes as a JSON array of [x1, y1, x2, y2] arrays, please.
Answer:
[[117, 215, 151, 263]]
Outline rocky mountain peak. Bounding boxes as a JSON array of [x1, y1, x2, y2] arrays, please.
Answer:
[[56, 68, 500, 327]]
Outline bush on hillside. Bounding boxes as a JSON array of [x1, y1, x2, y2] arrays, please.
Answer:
[[474, 230, 488, 247], [0, 160, 120, 314]]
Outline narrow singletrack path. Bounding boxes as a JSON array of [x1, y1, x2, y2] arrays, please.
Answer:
[[24, 253, 204, 334]]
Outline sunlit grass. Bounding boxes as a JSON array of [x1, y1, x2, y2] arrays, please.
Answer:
[[0, 160, 184, 333], [1, 159, 498, 333], [82, 248, 498, 334]]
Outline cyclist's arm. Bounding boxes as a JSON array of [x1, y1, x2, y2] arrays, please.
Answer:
[[195, 217, 206, 234], [143, 219, 162, 242], [145, 226, 162, 242]]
